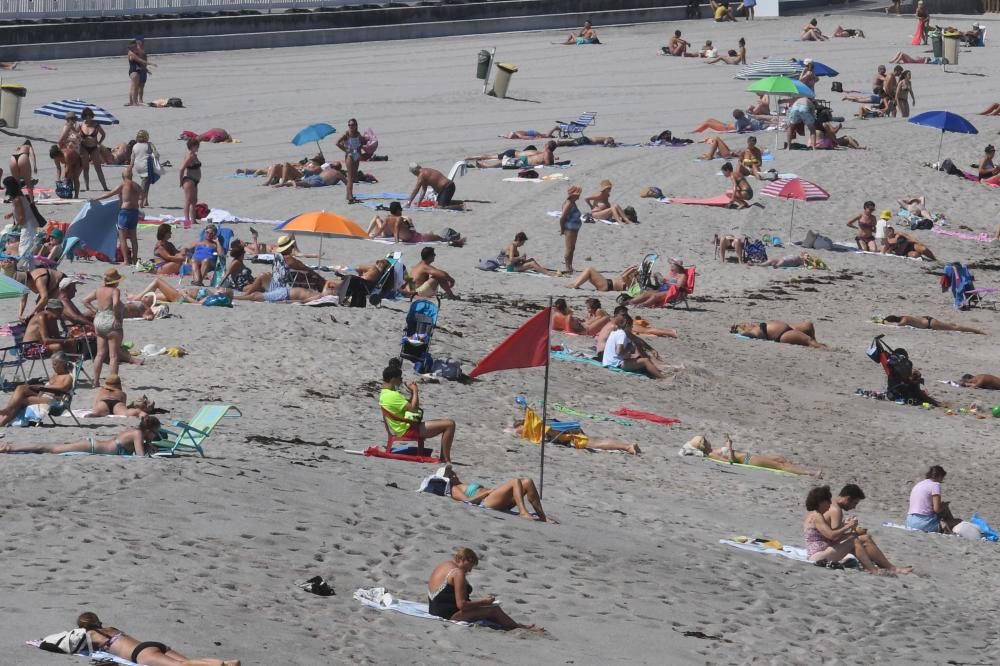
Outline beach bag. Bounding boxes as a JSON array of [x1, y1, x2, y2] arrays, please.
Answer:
[[970, 513, 999, 541], [909, 218, 933, 230], [623, 206, 638, 223], [147, 156, 160, 184], [517, 169, 539, 179], [39, 628, 91, 655], [477, 258, 499, 271], [167, 97, 184, 108], [202, 293, 232, 307], [742, 238, 768, 264], [440, 227, 461, 244], [337, 274, 368, 307], [830, 81, 843, 93], [939, 158, 963, 178], [55, 179, 74, 199], [431, 358, 463, 381], [640, 186, 664, 199]]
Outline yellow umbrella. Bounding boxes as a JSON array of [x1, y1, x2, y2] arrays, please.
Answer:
[[275, 210, 368, 266]]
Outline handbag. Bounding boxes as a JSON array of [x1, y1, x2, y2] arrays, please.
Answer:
[[39, 628, 91, 655], [147, 143, 164, 184]]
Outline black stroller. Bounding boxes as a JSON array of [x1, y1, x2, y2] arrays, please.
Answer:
[[867, 335, 939, 406]]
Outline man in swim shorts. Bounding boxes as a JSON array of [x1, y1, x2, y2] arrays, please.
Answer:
[[91, 166, 143, 265], [407, 163, 464, 210], [411, 247, 458, 299]]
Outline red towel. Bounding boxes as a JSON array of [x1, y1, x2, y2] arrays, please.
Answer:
[[363, 446, 441, 463], [610, 408, 681, 426]]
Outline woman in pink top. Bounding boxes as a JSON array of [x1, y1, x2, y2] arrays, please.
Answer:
[[803, 486, 882, 572], [906, 466, 952, 532]]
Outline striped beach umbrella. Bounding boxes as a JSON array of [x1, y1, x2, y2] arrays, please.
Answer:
[[734, 58, 803, 80], [34, 99, 119, 125], [761, 177, 830, 237]]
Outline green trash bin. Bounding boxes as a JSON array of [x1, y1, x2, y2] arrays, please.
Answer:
[[476, 50, 492, 80], [0, 83, 27, 129], [929, 31, 942, 59]]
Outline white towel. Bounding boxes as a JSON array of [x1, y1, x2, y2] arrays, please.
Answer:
[[719, 539, 810, 562], [353, 587, 485, 626], [26, 640, 139, 665]]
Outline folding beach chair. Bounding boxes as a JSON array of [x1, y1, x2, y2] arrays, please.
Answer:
[[555, 112, 597, 138], [0, 320, 50, 387], [152, 404, 241, 456], [380, 407, 430, 456], [35, 236, 81, 270], [48, 358, 83, 426], [665, 266, 697, 309]]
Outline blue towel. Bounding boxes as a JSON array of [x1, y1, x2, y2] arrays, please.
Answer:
[[550, 350, 650, 379]]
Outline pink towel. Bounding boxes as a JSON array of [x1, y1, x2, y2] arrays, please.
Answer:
[[665, 194, 733, 207]]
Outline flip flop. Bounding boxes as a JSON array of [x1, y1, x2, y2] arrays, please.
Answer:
[[297, 576, 335, 596]]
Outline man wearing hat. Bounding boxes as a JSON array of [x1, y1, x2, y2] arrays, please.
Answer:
[[23, 298, 75, 353], [57, 276, 93, 326], [406, 163, 464, 211], [257, 235, 324, 302], [847, 200, 879, 252]]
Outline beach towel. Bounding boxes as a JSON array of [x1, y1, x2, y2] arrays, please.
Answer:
[[27, 639, 139, 665], [932, 227, 992, 243], [720, 538, 810, 562], [503, 173, 570, 183], [353, 588, 500, 628], [353, 192, 411, 200], [551, 350, 651, 379], [610, 408, 680, 426], [362, 446, 440, 463], [700, 152, 774, 163], [703, 456, 798, 475], [658, 194, 733, 207]]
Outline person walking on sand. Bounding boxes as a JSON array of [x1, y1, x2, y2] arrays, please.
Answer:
[[559, 185, 583, 274], [406, 163, 464, 210], [336, 118, 364, 204], [84, 268, 125, 386], [92, 167, 142, 266]]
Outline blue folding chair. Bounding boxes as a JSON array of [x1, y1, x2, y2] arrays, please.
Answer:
[[555, 111, 597, 138]]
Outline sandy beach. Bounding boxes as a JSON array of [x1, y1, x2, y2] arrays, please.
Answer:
[[2, 9, 1000, 664]]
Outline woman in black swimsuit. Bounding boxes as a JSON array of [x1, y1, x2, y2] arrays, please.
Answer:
[[127, 39, 150, 106], [731, 320, 824, 347], [76, 612, 241, 666], [88, 374, 149, 417], [78, 108, 109, 191], [180, 138, 202, 225], [882, 315, 984, 334], [427, 547, 544, 631]]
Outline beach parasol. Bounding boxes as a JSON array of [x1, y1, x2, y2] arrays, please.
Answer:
[[760, 177, 830, 237], [794, 59, 838, 77], [735, 58, 803, 81], [0, 274, 30, 299], [291, 123, 336, 160], [34, 99, 119, 125], [67, 199, 121, 259], [745, 77, 814, 150], [908, 111, 978, 163], [274, 210, 367, 266]]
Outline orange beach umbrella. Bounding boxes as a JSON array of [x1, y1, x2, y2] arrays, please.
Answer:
[[274, 210, 368, 266]]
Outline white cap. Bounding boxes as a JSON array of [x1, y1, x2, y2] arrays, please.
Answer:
[[803, 58, 813, 65], [321, 162, 332, 170]]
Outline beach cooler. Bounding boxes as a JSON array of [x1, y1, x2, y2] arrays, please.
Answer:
[[491, 63, 518, 99], [942, 31, 960, 64], [0, 83, 26, 128]]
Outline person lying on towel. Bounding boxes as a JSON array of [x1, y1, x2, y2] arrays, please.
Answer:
[[0, 417, 161, 455], [679, 434, 821, 476], [437, 464, 555, 522], [731, 320, 825, 347], [512, 407, 640, 454]]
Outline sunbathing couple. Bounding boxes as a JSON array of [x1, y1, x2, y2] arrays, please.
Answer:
[[680, 434, 821, 476], [367, 201, 466, 246], [500, 130, 615, 146], [238, 156, 373, 188], [553, 298, 678, 339], [470, 141, 570, 169], [602, 310, 684, 379], [699, 135, 775, 180], [731, 320, 824, 347], [883, 227, 936, 260]]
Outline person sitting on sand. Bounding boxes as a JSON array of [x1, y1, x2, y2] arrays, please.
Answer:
[[603, 312, 665, 379], [71, 611, 241, 665], [713, 1, 736, 21], [381, 361, 456, 463], [1, 417, 161, 455], [660, 30, 696, 56], [977, 144, 1000, 182], [957, 373, 1000, 389], [427, 547, 545, 631], [747, 93, 770, 116], [500, 232, 559, 276], [805, 486, 908, 573], [703, 37, 747, 65], [437, 466, 554, 523], [882, 226, 936, 260], [816, 122, 865, 150], [0, 352, 73, 426], [411, 246, 458, 299], [881, 315, 984, 334], [218, 242, 255, 293], [584, 179, 634, 224], [731, 320, 824, 347], [800, 18, 828, 41], [907, 465, 959, 532], [680, 434, 821, 476], [847, 200, 879, 251], [722, 161, 753, 208], [153, 223, 186, 275], [511, 409, 640, 454], [825, 484, 913, 573], [854, 92, 892, 119], [622, 259, 688, 307], [979, 103, 1000, 117], [888, 51, 939, 64], [569, 264, 639, 292], [564, 19, 599, 45], [596, 305, 678, 345], [833, 25, 865, 38], [582, 298, 611, 333], [552, 297, 587, 334], [279, 162, 349, 188], [187, 223, 224, 286], [693, 109, 771, 134], [407, 163, 463, 210], [88, 374, 149, 418], [738, 135, 766, 178]]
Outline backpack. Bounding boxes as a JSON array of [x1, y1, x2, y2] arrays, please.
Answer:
[[336, 275, 368, 307], [477, 258, 499, 271], [886, 348, 913, 380], [431, 358, 463, 380], [55, 179, 74, 199], [910, 218, 933, 230], [166, 97, 184, 108], [742, 238, 768, 264], [39, 628, 91, 655], [439, 227, 461, 244]]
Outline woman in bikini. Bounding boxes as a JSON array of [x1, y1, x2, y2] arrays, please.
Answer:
[[88, 374, 149, 417], [78, 107, 109, 191], [894, 70, 915, 118], [0, 417, 161, 455], [9, 140, 37, 197], [502, 232, 559, 275], [888, 51, 934, 64], [48, 143, 82, 199], [882, 226, 936, 260], [804, 486, 880, 572], [977, 144, 1000, 181], [552, 297, 587, 334], [881, 315, 984, 334], [680, 434, 821, 476], [800, 18, 828, 41], [739, 136, 765, 179], [847, 200, 879, 251], [979, 103, 1000, 116], [722, 162, 752, 208], [439, 466, 555, 523], [584, 179, 632, 224], [731, 320, 824, 347], [179, 138, 202, 225], [74, 611, 240, 665], [153, 223, 185, 275], [568, 264, 639, 292], [427, 548, 544, 631], [798, 60, 818, 90], [336, 117, 363, 204]]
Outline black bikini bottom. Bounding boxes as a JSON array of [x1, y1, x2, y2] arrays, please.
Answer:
[[131, 641, 169, 662]]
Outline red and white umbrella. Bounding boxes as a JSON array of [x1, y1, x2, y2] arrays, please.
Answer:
[[760, 177, 830, 237]]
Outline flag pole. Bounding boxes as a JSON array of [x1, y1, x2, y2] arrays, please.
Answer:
[[539, 296, 552, 499]]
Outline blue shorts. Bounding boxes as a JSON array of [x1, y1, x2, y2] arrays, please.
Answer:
[[788, 105, 816, 127], [303, 175, 326, 187], [264, 287, 289, 303], [906, 513, 940, 532], [117, 208, 140, 231]]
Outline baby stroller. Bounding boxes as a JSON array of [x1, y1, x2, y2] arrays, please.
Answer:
[[867, 335, 938, 406], [400, 299, 439, 372], [366, 252, 406, 306]]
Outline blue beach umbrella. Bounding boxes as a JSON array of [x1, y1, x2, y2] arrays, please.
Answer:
[[34, 99, 119, 125], [795, 59, 838, 77], [291, 123, 336, 159], [67, 199, 121, 260], [909, 111, 978, 162]]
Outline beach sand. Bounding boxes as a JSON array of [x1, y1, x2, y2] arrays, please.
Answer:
[[2, 11, 1000, 664]]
